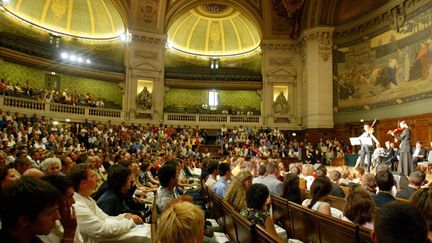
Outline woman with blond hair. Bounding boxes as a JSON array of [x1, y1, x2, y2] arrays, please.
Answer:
[[157, 201, 205, 243], [224, 170, 253, 211]]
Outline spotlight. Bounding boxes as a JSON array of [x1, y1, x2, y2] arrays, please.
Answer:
[[69, 55, 76, 61], [86, 59, 91, 64], [77, 57, 83, 63], [51, 72, 56, 75], [360, 119, 364, 122], [52, 121, 59, 125], [65, 119, 71, 122], [61, 52, 68, 59]]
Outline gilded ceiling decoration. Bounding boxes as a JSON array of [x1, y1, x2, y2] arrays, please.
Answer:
[[167, 4, 261, 57], [3, 0, 125, 40]]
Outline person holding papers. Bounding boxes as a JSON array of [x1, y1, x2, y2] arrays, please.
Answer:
[[358, 124, 379, 173]]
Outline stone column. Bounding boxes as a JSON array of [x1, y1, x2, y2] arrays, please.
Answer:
[[299, 27, 334, 129], [124, 31, 166, 123]]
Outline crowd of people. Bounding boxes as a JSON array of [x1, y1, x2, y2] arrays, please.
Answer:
[[0, 111, 431, 242], [0, 78, 106, 108]]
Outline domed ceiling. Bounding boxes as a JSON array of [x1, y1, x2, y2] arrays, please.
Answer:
[[3, 0, 125, 40], [167, 3, 261, 57]]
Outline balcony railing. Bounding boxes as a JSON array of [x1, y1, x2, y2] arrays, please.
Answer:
[[165, 113, 261, 126], [0, 96, 261, 125], [0, 96, 124, 121]]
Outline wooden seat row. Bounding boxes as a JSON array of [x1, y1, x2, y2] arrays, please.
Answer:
[[205, 186, 283, 243], [271, 195, 373, 243]]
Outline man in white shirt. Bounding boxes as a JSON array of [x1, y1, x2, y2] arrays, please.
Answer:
[[205, 160, 219, 189], [67, 164, 150, 243]]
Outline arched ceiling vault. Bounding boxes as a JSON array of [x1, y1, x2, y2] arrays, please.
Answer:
[[3, 0, 127, 40], [167, 3, 261, 57]]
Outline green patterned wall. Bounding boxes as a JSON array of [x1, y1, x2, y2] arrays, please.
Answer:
[[0, 61, 122, 105], [164, 89, 261, 110]]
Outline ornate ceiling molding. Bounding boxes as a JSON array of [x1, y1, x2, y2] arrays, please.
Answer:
[[333, 0, 423, 43], [261, 40, 297, 52], [131, 32, 166, 46]]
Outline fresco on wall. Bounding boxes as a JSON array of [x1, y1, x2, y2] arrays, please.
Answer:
[[334, 4, 432, 111]]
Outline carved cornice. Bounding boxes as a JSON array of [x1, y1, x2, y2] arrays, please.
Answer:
[[261, 40, 297, 52], [131, 32, 166, 46], [165, 79, 262, 90], [300, 27, 334, 62]]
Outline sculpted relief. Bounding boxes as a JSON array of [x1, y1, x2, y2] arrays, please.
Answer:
[[137, 86, 152, 109]]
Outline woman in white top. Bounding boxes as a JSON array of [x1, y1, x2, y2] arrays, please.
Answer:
[[302, 176, 333, 216]]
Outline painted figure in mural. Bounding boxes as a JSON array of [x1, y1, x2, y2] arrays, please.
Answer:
[[273, 91, 289, 114], [137, 86, 152, 109]]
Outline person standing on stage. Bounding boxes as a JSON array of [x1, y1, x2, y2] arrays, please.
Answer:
[[358, 124, 379, 173], [388, 121, 413, 176]]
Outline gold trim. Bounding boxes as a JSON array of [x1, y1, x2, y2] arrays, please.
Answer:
[[171, 13, 193, 41], [204, 18, 211, 52], [229, 18, 242, 50], [86, 0, 95, 34], [237, 15, 256, 45], [40, 0, 52, 23], [219, 20, 225, 52], [186, 17, 201, 49], [66, 0, 73, 31], [101, 0, 116, 33], [15, 0, 23, 12]]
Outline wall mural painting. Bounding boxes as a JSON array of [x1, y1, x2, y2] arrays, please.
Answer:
[[335, 5, 432, 111]]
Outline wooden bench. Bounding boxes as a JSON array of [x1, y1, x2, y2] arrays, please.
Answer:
[[255, 224, 283, 243], [271, 195, 292, 236], [288, 201, 319, 243], [314, 212, 358, 243]]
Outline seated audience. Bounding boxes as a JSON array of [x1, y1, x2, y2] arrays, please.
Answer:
[[40, 174, 83, 243], [339, 166, 351, 186], [224, 170, 253, 211], [97, 164, 144, 218], [262, 161, 283, 196], [213, 162, 231, 198], [0, 177, 61, 242], [157, 201, 204, 243], [300, 164, 315, 189], [0, 164, 17, 189], [67, 164, 148, 243], [329, 170, 346, 198], [204, 160, 219, 189], [371, 202, 429, 243], [342, 187, 375, 230], [348, 167, 365, 190], [396, 169, 426, 199], [252, 164, 267, 184], [13, 155, 31, 178], [282, 173, 302, 204], [41, 157, 62, 175], [410, 187, 432, 240], [240, 183, 281, 240], [23, 167, 45, 178], [156, 163, 192, 213], [374, 171, 396, 207], [412, 141, 427, 167], [302, 176, 343, 218], [361, 173, 377, 197]]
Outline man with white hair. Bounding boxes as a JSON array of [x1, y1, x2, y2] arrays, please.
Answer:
[[41, 157, 62, 175]]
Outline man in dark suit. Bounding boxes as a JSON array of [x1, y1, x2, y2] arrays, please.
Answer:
[[412, 141, 427, 167], [374, 170, 396, 207], [384, 142, 398, 171], [329, 170, 345, 198], [396, 169, 426, 199]]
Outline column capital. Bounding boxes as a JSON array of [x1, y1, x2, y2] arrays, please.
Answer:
[[300, 27, 335, 62]]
